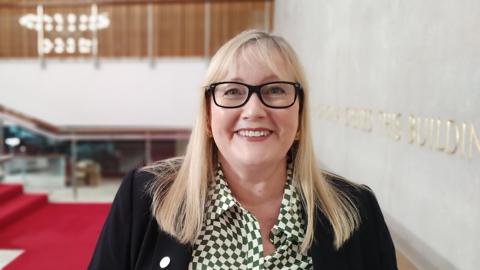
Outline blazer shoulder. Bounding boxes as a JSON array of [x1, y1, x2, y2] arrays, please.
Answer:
[[131, 169, 157, 196], [130, 168, 157, 211], [114, 168, 156, 207], [321, 170, 385, 221], [322, 171, 367, 200]]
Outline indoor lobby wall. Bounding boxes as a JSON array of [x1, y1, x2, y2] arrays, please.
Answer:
[[274, 0, 479, 269], [0, 58, 206, 127]]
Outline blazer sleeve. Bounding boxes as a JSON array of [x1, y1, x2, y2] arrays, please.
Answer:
[[361, 186, 398, 269], [88, 169, 138, 270]]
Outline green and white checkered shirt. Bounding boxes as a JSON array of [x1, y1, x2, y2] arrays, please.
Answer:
[[189, 162, 313, 269]]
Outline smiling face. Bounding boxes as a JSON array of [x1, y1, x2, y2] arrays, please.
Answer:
[[209, 48, 300, 169]]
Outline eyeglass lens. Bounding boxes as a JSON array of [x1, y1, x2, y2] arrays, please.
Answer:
[[213, 82, 296, 108]]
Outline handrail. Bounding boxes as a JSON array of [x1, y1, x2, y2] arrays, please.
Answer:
[[0, 103, 191, 141], [0, 104, 59, 133], [1, 103, 190, 197]]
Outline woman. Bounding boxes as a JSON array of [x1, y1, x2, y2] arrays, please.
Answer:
[[89, 30, 397, 270]]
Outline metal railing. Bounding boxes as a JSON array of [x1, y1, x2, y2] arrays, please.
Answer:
[[0, 104, 190, 199]]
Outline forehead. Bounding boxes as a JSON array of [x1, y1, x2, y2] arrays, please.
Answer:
[[223, 46, 294, 82]]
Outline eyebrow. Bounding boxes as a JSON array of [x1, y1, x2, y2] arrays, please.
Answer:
[[227, 74, 281, 83]]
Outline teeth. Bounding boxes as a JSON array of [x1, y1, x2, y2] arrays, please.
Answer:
[[237, 130, 271, 137]]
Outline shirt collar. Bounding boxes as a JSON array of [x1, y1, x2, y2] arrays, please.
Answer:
[[205, 163, 237, 221], [205, 162, 304, 243], [270, 162, 304, 242]]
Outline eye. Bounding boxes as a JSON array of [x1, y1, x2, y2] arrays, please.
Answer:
[[223, 88, 243, 96], [265, 86, 287, 95]]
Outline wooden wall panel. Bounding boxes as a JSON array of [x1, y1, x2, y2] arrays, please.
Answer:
[[0, 7, 37, 57], [209, 1, 268, 55], [98, 4, 148, 57], [0, 0, 273, 58], [182, 3, 204, 55], [153, 3, 204, 56]]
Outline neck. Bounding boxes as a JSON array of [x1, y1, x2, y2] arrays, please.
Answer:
[[218, 155, 287, 208]]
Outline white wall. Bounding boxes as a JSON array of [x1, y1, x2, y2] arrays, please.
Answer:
[[274, 1, 479, 269], [0, 58, 207, 127]]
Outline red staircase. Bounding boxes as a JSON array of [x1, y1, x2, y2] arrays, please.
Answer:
[[0, 183, 48, 228]]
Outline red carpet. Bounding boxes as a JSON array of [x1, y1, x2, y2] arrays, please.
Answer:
[[0, 183, 48, 229], [0, 184, 111, 270]]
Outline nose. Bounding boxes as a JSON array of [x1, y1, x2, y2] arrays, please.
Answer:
[[241, 92, 267, 120]]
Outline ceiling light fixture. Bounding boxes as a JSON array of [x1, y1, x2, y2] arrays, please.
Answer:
[[18, 5, 110, 55]]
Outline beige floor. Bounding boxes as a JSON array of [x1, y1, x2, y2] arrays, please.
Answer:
[[397, 251, 417, 270], [2, 174, 121, 202]]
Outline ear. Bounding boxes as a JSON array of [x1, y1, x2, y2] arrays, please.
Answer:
[[205, 96, 213, 138], [295, 129, 301, 140], [206, 125, 213, 138], [295, 117, 302, 140]]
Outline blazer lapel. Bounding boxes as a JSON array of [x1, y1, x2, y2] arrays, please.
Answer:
[[308, 210, 349, 270], [150, 232, 192, 270]]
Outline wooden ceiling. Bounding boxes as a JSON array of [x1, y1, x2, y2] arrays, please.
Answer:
[[0, 0, 273, 58]]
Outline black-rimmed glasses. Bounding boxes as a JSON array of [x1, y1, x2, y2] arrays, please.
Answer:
[[205, 81, 303, 109]]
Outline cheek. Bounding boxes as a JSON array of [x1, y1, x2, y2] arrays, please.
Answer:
[[284, 115, 299, 139], [210, 107, 236, 137], [277, 107, 300, 137], [209, 100, 221, 134]]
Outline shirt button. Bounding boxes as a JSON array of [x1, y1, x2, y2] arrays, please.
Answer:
[[159, 256, 170, 268]]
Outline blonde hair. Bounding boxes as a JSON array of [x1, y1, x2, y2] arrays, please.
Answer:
[[144, 29, 360, 251]]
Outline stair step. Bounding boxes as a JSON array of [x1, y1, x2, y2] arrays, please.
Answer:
[[0, 193, 48, 228], [0, 184, 23, 205]]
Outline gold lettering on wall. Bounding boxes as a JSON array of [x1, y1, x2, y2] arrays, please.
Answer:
[[428, 118, 435, 149], [434, 119, 445, 152], [470, 125, 480, 160], [460, 122, 467, 157], [378, 112, 402, 141], [317, 105, 479, 160], [408, 115, 417, 144], [445, 120, 460, 155], [418, 117, 429, 146]]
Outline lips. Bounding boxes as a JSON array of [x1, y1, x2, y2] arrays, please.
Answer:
[[236, 129, 272, 137]]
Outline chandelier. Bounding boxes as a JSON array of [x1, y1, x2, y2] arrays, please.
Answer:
[[18, 5, 110, 55]]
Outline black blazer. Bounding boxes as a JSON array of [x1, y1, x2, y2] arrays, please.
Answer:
[[88, 169, 397, 270]]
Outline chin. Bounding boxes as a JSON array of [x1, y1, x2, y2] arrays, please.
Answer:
[[238, 153, 282, 166]]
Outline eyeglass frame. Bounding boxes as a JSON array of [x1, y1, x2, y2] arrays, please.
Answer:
[[205, 81, 303, 109]]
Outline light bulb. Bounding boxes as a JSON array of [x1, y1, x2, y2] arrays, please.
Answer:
[[66, 38, 75, 53], [5, 137, 21, 147], [53, 13, 63, 23], [88, 23, 96, 31], [67, 38, 75, 53], [67, 13, 76, 24], [42, 38, 53, 54], [80, 14, 88, 23], [68, 24, 76, 32], [54, 46, 64, 54], [43, 14, 52, 23], [54, 37, 64, 45], [45, 23, 53, 32]]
